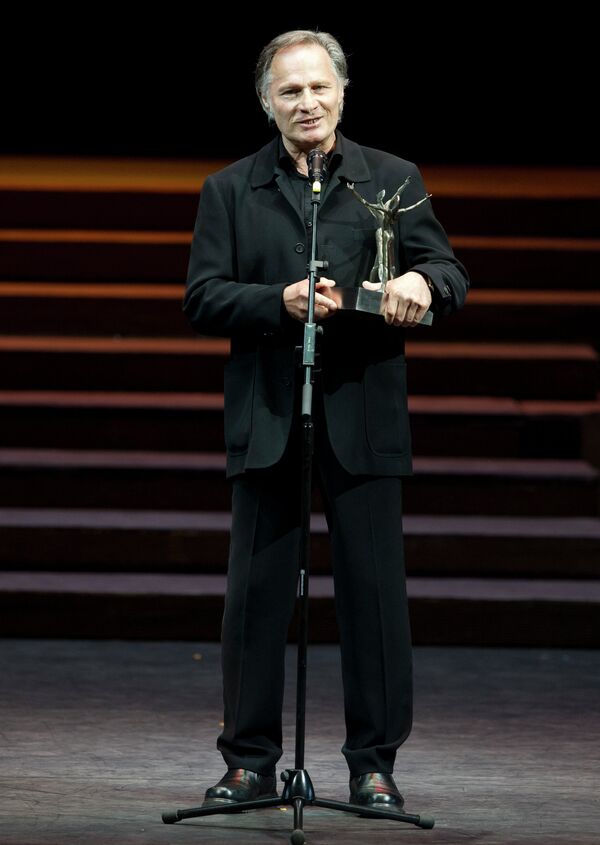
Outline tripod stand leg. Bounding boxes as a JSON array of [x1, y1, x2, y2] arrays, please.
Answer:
[[292, 797, 305, 843]]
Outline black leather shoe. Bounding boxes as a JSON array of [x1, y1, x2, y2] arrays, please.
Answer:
[[202, 768, 277, 808], [349, 772, 405, 812]]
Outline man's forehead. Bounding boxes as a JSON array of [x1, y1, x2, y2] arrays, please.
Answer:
[[270, 43, 337, 83]]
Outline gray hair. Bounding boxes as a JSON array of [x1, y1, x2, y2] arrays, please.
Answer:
[[255, 30, 349, 121]]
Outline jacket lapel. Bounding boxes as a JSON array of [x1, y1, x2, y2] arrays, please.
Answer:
[[248, 130, 373, 224]]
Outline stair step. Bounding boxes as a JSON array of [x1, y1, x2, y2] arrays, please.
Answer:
[[0, 389, 225, 451], [4, 191, 599, 239], [1, 509, 598, 577], [2, 158, 599, 237], [0, 282, 187, 336], [1, 284, 599, 343], [433, 197, 600, 238], [0, 228, 191, 282], [1, 229, 599, 288], [412, 395, 600, 461], [435, 290, 600, 343], [0, 188, 199, 233], [0, 391, 597, 459], [0, 337, 596, 398], [0, 450, 596, 516], [0, 569, 597, 645], [4, 159, 598, 197], [452, 236, 600, 289]]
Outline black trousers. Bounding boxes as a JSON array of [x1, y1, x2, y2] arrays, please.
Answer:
[[217, 378, 413, 779]]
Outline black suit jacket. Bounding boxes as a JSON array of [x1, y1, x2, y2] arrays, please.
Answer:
[[183, 131, 469, 478]]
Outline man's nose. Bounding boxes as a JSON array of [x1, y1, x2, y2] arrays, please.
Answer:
[[299, 88, 318, 111]]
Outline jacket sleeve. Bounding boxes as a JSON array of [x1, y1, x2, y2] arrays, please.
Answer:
[[398, 163, 470, 317], [183, 173, 291, 337]]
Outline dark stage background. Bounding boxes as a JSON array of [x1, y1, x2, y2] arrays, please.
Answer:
[[3, 12, 596, 164]]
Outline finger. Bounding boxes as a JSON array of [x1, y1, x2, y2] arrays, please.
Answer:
[[385, 300, 398, 325], [402, 302, 420, 325], [315, 301, 335, 320], [387, 297, 406, 326], [412, 304, 429, 324], [316, 294, 338, 310], [384, 303, 399, 326], [393, 303, 412, 326], [362, 281, 381, 291], [317, 277, 336, 288]]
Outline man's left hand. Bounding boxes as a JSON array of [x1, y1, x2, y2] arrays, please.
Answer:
[[362, 271, 432, 327]]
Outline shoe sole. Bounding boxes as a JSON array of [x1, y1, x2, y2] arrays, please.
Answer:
[[201, 793, 278, 813], [349, 797, 405, 818]]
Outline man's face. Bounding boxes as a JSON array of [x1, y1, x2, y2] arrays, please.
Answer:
[[263, 42, 344, 156]]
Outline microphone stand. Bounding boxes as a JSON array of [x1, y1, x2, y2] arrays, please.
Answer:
[[161, 151, 435, 843]]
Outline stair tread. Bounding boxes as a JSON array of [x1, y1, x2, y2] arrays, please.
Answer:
[[0, 336, 228, 353], [0, 335, 596, 359], [0, 390, 224, 408], [0, 390, 597, 416], [2, 282, 600, 306], [1, 570, 598, 601], [1, 508, 599, 536], [0, 448, 596, 478], [2, 157, 599, 198], [0, 228, 191, 244], [0, 282, 182, 298], [2, 228, 600, 251], [452, 235, 600, 251]]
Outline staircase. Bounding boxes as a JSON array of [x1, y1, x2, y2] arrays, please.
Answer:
[[0, 156, 598, 645]]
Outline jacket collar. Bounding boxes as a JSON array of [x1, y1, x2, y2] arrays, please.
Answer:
[[249, 129, 371, 189]]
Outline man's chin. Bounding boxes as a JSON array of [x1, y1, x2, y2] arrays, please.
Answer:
[[296, 130, 335, 153]]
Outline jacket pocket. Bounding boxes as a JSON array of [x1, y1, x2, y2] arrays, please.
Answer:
[[223, 353, 255, 455], [364, 359, 411, 457]]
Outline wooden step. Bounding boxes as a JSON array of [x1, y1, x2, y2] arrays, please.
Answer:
[[1, 229, 599, 289], [0, 569, 598, 645], [0, 390, 225, 451], [0, 229, 190, 282], [4, 190, 598, 238], [0, 450, 596, 516], [0, 391, 598, 460], [451, 236, 600, 290], [1, 283, 599, 343], [3, 159, 598, 198], [1, 509, 598, 578], [0, 337, 596, 398], [0, 282, 187, 336], [2, 157, 599, 237], [0, 187, 199, 232], [432, 290, 600, 343], [433, 197, 600, 238], [5, 189, 600, 238], [412, 396, 600, 462]]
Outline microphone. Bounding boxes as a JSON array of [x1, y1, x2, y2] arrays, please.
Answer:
[[307, 148, 328, 193]]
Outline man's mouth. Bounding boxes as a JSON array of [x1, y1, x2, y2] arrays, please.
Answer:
[[300, 117, 321, 126]]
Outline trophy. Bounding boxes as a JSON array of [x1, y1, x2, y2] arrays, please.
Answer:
[[331, 176, 434, 326]]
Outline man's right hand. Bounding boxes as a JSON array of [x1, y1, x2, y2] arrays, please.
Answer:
[[283, 277, 338, 322]]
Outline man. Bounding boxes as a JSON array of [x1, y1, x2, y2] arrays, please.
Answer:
[[183, 30, 468, 812]]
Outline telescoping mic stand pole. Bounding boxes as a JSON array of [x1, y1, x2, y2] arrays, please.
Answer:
[[161, 148, 434, 843]]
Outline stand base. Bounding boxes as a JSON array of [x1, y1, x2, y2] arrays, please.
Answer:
[[162, 768, 435, 842]]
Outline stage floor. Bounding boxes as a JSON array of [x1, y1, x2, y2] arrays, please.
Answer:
[[1, 640, 598, 844]]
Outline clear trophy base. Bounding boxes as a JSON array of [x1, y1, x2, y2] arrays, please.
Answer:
[[331, 286, 434, 326]]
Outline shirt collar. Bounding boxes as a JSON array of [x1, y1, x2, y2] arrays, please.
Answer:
[[276, 134, 344, 178], [250, 129, 371, 188]]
